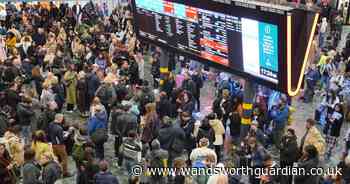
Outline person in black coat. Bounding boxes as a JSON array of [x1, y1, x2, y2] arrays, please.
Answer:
[[0, 143, 15, 184], [280, 129, 299, 184], [158, 116, 186, 168], [177, 112, 196, 160], [18, 36, 35, 61], [16, 96, 34, 144], [156, 92, 175, 119], [86, 70, 101, 107], [181, 72, 197, 99], [176, 91, 195, 115], [32, 28, 46, 46], [111, 104, 138, 166], [4, 83, 20, 116], [324, 103, 344, 160], [213, 89, 232, 127], [191, 69, 203, 111], [294, 145, 320, 184], [161, 73, 176, 99]]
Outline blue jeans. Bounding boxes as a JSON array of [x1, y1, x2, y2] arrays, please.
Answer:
[[21, 125, 31, 145]]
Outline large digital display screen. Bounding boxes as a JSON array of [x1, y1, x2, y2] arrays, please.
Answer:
[[134, 0, 280, 83]]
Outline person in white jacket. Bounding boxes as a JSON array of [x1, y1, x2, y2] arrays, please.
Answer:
[[319, 17, 328, 48]]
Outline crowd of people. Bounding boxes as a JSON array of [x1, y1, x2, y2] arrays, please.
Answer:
[[0, 1, 348, 184]]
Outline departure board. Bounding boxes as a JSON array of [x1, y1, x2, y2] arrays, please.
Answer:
[[134, 0, 279, 83]]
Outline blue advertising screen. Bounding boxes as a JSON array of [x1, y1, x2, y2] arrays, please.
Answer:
[[133, 0, 281, 84]]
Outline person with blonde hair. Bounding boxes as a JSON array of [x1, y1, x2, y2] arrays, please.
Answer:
[[77, 71, 89, 116], [40, 81, 55, 108], [31, 130, 56, 162]]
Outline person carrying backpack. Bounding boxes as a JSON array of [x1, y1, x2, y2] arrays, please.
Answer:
[[120, 130, 142, 177], [146, 139, 168, 184]]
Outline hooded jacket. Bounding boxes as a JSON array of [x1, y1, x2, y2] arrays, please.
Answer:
[[16, 102, 34, 126], [88, 111, 107, 135]]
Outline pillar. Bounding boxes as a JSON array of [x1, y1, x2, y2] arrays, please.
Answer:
[[239, 80, 256, 143]]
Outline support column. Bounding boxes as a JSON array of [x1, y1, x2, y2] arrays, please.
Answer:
[[240, 80, 256, 143]]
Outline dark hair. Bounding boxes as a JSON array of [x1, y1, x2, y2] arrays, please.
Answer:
[[24, 148, 36, 162], [0, 144, 11, 161], [304, 145, 318, 159], [8, 125, 21, 135], [207, 113, 216, 120], [128, 130, 137, 138], [287, 128, 296, 136], [306, 119, 316, 126]]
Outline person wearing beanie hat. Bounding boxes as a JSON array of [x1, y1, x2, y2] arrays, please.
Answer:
[[146, 139, 168, 184]]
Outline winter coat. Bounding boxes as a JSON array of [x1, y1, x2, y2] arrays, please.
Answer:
[[338, 160, 350, 183], [0, 156, 16, 184], [141, 114, 160, 143], [16, 103, 34, 126], [181, 79, 197, 97], [5, 89, 20, 110], [111, 112, 138, 137], [37, 110, 55, 134], [280, 135, 299, 165], [294, 157, 320, 184], [191, 74, 203, 98], [161, 79, 176, 97], [3, 132, 24, 166], [213, 97, 232, 120], [42, 161, 62, 184], [47, 122, 64, 145], [271, 105, 289, 130], [94, 172, 119, 184], [324, 111, 343, 137], [64, 71, 77, 105], [31, 142, 56, 162], [77, 78, 89, 113], [22, 161, 42, 184], [303, 126, 326, 156], [95, 84, 116, 107], [179, 119, 196, 151], [156, 97, 175, 118], [86, 73, 100, 98], [87, 111, 107, 136], [158, 123, 185, 152], [179, 100, 195, 115], [209, 119, 225, 146]]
